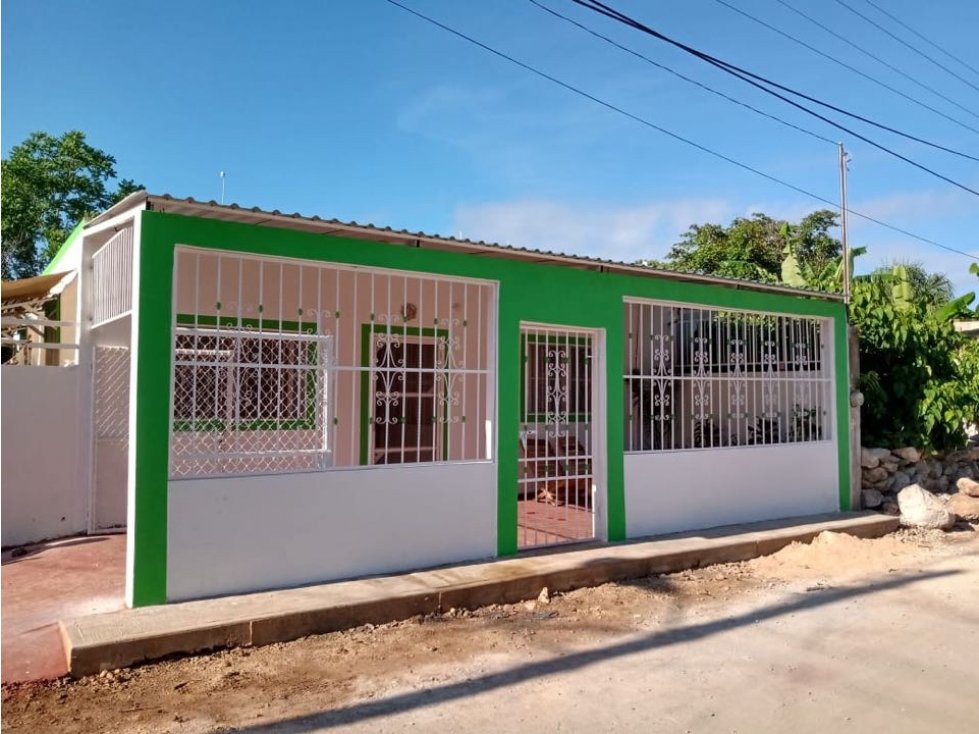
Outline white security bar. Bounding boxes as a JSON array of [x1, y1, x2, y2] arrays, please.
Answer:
[[624, 300, 832, 453], [169, 248, 496, 479]]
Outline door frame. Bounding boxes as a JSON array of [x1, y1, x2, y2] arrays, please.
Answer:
[[517, 321, 608, 544]]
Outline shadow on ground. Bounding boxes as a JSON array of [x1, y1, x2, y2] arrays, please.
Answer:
[[1, 535, 110, 566], [233, 568, 957, 733]]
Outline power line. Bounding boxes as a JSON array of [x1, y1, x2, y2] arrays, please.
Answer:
[[569, 0, 979, 193], [831, 0, 979, 95], [861, 0, 979, 79], [683, 0, 979, 136], [565, 0, 979, 162], [527, 0, 836, 145], [381, 0, 979, 262], [755, 0, 979, 122]]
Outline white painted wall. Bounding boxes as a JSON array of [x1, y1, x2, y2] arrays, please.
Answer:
[[166, 462, 497, 601], [624, 442, 839, 538], [1, 366, 85, 546]]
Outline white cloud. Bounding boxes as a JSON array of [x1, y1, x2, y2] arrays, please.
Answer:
[[852, 189, 976, 222], [453, 197, 734, 263], [452, 188, 978, 294]]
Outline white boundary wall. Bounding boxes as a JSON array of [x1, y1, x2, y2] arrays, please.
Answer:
[[1, 366, 86, 546], [166, 462, 497, 601], [624, 442, 839, 538]]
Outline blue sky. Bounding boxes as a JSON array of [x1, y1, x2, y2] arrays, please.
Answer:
[[3, 0, 977, 293]]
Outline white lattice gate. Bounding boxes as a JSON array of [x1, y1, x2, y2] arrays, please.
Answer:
[[93, 345, 130, 531], [518, 324, 599, 549]]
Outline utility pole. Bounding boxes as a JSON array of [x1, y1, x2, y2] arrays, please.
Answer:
[[839, 141, 861, 512], [838, 143, 851, 304], [219, 171, 226, 205]]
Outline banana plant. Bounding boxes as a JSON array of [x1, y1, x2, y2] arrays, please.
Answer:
[[778, 221, 866, 292]]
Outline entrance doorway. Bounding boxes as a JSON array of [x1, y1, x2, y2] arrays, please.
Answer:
[[517, 324, 601, 549]]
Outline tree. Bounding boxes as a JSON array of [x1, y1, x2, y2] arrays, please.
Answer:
[[870, 260, 954, 310], [657, 210, 843, 284], [1, 131, 142, 279], [852, 271, 977, 451]]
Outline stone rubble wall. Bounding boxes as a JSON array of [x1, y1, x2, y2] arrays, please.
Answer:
[[860, 443, 979, 518]]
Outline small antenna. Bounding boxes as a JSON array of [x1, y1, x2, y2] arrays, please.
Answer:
[[219, 171, 226, 205]]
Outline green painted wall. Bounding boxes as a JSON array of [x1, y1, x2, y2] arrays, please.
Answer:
[[131, 210, 850, 606], [41, 220, 86, 275]]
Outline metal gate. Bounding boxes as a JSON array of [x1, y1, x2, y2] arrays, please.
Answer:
[[92, 345, 130, 531], [518, 324, 597, 549]]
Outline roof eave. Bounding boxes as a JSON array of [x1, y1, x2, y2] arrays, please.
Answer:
[[140, 194, 842, 303]]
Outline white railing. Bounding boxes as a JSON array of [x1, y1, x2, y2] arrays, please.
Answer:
[[624, 300, 833, 452], [92, 228, 133, 327], [1, 317, 79, 366]]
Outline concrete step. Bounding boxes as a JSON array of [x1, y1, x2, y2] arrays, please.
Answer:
[[60, 511, 898, 677]]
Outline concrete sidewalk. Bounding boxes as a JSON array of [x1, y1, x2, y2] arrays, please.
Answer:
[[60, 512, 897, 678]]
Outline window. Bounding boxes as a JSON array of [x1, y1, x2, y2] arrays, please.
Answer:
[[624, 301, 832, 451], [172, 322, 317, 431]]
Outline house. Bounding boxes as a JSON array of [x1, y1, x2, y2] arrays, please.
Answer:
[[0, 192, 851, 608]]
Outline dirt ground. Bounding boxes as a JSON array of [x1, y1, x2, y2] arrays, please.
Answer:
[[3, 525, 977, 733]]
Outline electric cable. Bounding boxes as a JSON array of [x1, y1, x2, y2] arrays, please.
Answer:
[[726, 0, 979, 123], [832, 0, 979, 94], [543, 0, 979, 161], [381, 0, 979, 262], [861, 0, 979, 79], [527, 0, 836, 145], [569, 0, 979, 192]]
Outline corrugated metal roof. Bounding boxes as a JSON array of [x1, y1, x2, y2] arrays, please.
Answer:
[[86, 191, 842, 301]]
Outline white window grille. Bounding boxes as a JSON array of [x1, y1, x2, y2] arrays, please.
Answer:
[[624, 300, 832, 452], [92, 228, 134, 326], [169, 248, 496, 479], [95, 346, 131, 443]]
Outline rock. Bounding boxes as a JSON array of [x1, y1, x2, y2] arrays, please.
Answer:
[[860, 447, 881, 469], [897, 484, 957, 530], [956, 477, 979, 497], [881, 460, 900, 473], [881, 499, 900, 516], [948, 493, 979, 522], [866, 447, 894, 462], [537, 587, 550, 605], [894, 447, 921, 463], [861, 489, 884, 509], [863, 467, 889, 484], [890, 471, 912, 493]]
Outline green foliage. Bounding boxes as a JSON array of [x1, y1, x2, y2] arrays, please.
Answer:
[[1, 130, 142, 279], [871, 260, 954, 309], [852, 274, 978, 451], [662, 210, 841, 283]]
